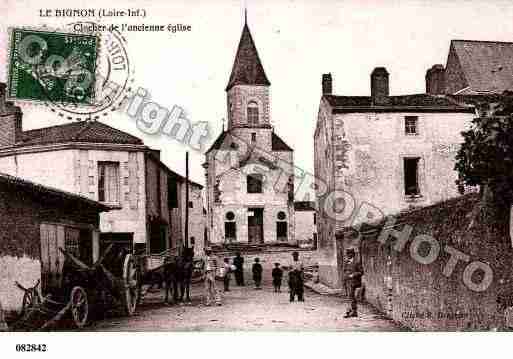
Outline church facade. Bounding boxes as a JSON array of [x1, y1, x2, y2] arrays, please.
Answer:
[[204, 21, 295, 245]]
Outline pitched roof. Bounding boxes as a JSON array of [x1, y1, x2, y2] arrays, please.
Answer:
[[225, 23, 270, 91], [144, 150, 204, 189], [447, 93, 506, 107], [0, 172, 109, 210], [323, 94, 473, 113], [19, 121, 144, 147], [272, 132, 293, 151], [205, 131, 231, 153], [450, 40, 513, 93], [206, 131, 293, 153]]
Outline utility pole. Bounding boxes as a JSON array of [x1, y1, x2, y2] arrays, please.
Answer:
[[185, 151, 189, 249]]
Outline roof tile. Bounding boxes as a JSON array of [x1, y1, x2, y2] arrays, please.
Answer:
[[450, 40, 513, 93], [324, 94, 472, 112], [19, 121, 144, 146]]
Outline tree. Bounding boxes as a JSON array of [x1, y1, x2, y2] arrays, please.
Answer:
[[455, 94, 513, 207]]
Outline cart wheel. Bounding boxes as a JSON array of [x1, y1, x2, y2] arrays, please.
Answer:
[[70, 286, 89, 328], [122, 254, 139, 316]]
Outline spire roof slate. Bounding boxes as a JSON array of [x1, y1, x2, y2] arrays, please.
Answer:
[[226, 24, 270, 91]]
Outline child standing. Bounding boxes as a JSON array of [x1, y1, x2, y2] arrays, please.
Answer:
[[222, 258, 232, 292], [252, 257, 263, 289], [272, 263, 283, 293]]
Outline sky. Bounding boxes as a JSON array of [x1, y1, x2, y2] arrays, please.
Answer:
[[2, 0, 513, 186]]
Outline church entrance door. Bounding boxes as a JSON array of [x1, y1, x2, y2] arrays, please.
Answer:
[[248, 208, 264, 244]]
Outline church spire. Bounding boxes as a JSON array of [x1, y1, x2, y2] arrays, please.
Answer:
[[225, 19, 270, 91]]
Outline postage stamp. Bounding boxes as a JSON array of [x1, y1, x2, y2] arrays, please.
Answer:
[[7, 28, 99, 105]]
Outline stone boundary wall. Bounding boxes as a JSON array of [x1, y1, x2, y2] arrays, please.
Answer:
[[357, 193, 513, 330]]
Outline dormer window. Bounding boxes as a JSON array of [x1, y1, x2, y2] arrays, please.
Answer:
[[247, 101, 259, 125]]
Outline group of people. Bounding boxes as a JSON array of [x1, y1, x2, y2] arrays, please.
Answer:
[[201, 248, 306, 305], [201, 246, 364, 318]]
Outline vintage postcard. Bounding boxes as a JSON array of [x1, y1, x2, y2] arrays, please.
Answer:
[[1, 0, 513, 356]]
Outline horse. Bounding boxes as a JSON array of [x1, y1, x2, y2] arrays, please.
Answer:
[[163, 247, 194, 304]]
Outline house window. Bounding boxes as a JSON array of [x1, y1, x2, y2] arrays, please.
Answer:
[[225, 222, 236, 241], [405, 116, 418, 135], [247, 173, 263, 193], [247, 101, 259, 125], [188, 201, 193, 208], [65, 227, 80, 259], [251, 132, 256, 143], [149, 221, 167, 254], [404, 157, 421, 196], [98, 162, 120, 203], [314, 213, 317, 225], [277, 221, 288, 241], [168, 179, 178, 208]]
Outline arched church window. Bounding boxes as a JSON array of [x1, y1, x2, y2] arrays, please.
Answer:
[[247, 101, 259, 125]]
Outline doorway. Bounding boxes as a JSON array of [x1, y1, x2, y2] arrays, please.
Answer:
[[248, 208, 264, 244]]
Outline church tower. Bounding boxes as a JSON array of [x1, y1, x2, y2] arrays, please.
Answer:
[[226, 19, 271, 129], [224, 17, 275, 151], [204, 16, 294, 246]]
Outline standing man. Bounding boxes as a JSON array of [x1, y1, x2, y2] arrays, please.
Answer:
[[343, 248, 363, 318], [202, 247, 221, 306], [288, 251, 304, 302], [252, 257, 263, 290], [233, 251, 245, 286]]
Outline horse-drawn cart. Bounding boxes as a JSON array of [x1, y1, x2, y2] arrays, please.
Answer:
[[11, 244, 139, 330], [136, 247, 202, 304], [136, 248, 178, 300]]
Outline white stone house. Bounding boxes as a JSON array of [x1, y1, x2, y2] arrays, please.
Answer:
[[0, 83, 203, 255], [313, 69, 476, 288]]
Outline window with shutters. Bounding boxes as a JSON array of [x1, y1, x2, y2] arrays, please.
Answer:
[[98, 162, 120, 204]]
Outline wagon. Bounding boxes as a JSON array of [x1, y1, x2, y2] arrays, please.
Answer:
[[135, 247, 205, 303], [136, 248, 177, 299], [12, 243, 139, 330]]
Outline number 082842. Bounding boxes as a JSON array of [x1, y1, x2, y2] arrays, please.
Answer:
[[15, 344, 47, 352]]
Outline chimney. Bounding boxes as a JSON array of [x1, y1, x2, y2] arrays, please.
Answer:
[[426, 64, 445, 95], [371, 67, 389, 105], [0, 83, 23, 148], [322, 73, 332, 95]]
